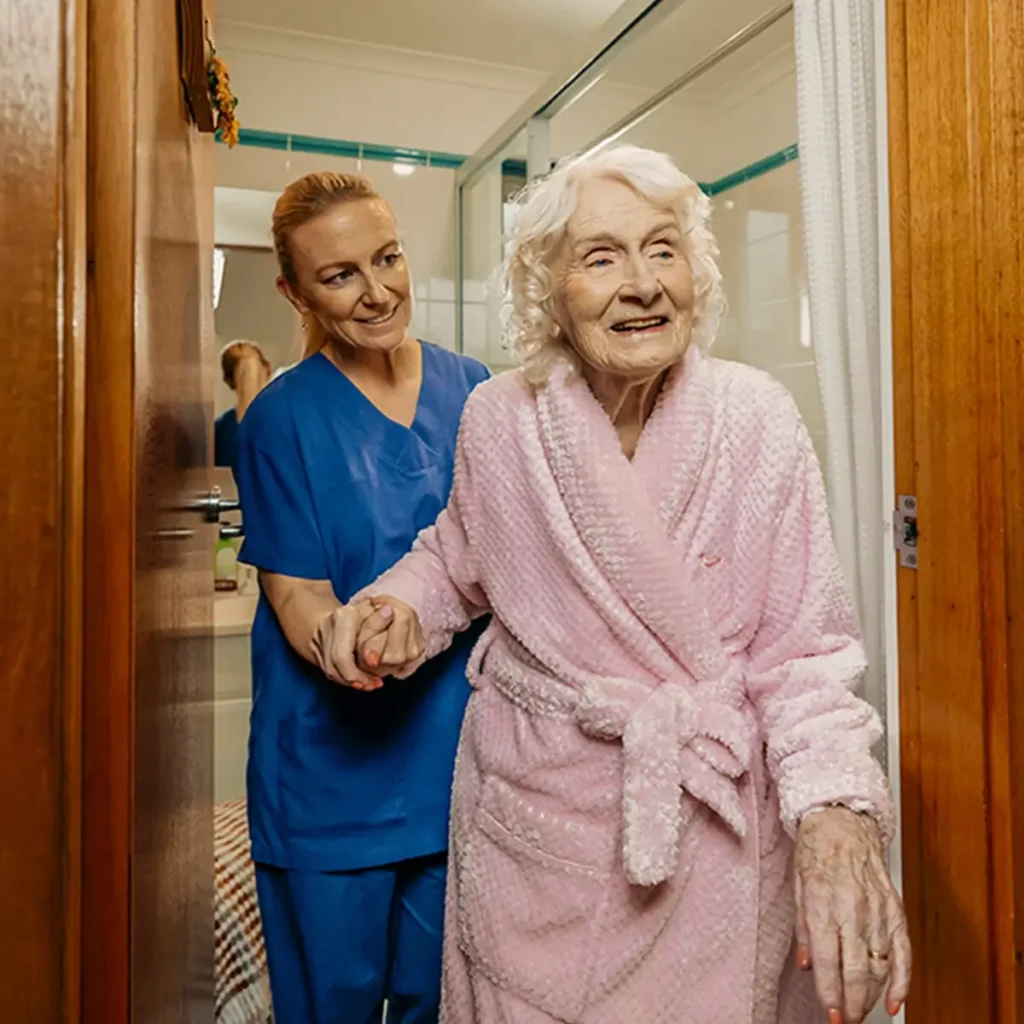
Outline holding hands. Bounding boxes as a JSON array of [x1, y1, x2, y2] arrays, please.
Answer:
[[310, 596, 425, 691]]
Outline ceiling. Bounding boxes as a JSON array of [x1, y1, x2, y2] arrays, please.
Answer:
[[215, 0, 622, 76], [214, 0, 793, 91]]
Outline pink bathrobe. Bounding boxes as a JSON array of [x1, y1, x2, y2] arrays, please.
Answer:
[[365, 350, 894, 1024]]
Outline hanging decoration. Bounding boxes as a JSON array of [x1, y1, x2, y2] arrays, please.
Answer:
[[208, 46, 240, 147]]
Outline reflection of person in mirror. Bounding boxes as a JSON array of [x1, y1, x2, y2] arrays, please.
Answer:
[[214, 340, 271, 469], [328, 147, 910, 1024], [233, 171, 489, 1024]]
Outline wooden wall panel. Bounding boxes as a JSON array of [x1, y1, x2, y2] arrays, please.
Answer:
[[81, 0, 136, 1017], [82, 0, 216, 1019], [5, 0, 214, 1017], [888, 0, 1024, 1020], [983, 0, 1024, 1018], [0, 0, 86, 1020], [131, 0, 215, 1015], [61, 0, 88, 1018]]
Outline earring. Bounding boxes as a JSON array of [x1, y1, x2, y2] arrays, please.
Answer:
[[300, 322, 308, 332]]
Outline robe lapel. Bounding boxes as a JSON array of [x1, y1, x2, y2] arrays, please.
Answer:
[[535, 350, 728, 684]]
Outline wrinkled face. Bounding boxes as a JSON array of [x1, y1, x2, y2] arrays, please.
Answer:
[[278, 197, 412, 353], [553, 176, 695, 379]]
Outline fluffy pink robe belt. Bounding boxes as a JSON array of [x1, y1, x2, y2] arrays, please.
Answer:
[[473, 628, 754, 886]]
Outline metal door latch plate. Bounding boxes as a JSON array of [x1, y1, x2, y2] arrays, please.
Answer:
[[894, 494, 918, 569]]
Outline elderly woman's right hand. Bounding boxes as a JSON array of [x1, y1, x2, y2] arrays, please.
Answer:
[[355, 597, 426, 679], [310, 599, 385, 691]]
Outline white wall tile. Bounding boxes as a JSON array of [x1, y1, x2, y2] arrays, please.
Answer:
[[427, 301, 457, 350], [462, 304, 489, 362], [214, 699, 251, 805], [747, 209, 791, 243], [715, 162, 827, 452], [428, 278, 456, 302], [766, 362, 826, 437], [214, 633, 252, 702], [746, 232, 792, 306]]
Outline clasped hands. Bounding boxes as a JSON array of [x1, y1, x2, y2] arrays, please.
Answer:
[[310, 597, 425, 692]]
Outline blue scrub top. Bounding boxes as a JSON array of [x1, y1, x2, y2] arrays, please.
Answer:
[[214, 407, 239, 469], [235, 344, 489, 872]]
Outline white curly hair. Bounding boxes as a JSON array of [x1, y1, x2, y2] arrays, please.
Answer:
[[500, 144, 725, 386]]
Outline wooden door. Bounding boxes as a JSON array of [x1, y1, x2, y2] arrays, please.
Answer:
[[0, 0, 87, 1019], [82, 0, 216, 1019], [888, 0, 1024, 1020]]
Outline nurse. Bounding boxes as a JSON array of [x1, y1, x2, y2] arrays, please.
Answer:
[[234, 170, 489, 1024]]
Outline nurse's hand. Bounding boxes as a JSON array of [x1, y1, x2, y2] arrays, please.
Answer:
[[310, 599, 386, 691], [356, 597, 426, 679]]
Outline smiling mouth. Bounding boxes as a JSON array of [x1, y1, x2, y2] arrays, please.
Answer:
[[356, 307, 398, 326], [610, 315, 670, 335]]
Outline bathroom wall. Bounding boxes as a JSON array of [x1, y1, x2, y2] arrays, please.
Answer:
[[215, 21, 649, 158], [455, 14, 816, 450], [710, 160, 825, 462], [214, 246, 299, 413], [213, 12, 806, 397], [207, 462, 255, 806], [211, 19, 651, 364], [213, 601, 255, 804], [601, 9, 798, 181], [216, 148, 460, 283], [607, 23, 822, 455]]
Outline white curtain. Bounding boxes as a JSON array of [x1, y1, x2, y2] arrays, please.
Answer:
[[794, 2, 886, 741]]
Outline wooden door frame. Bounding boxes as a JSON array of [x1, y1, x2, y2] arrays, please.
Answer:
[[6, 0, 1024, 1021], [0, 0, 87, 1019], [80, 0, 137, 1015], [888, 0, 1024, 1019], [81, 0, 218, 1017]]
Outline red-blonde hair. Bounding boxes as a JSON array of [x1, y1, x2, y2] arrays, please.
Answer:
[[271, 171, 381, 359]]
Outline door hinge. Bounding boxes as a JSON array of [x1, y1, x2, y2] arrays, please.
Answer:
[[894, 494, 918, 569]]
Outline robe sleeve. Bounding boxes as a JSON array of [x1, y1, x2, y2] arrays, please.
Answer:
[[745, 419, 895, 844], [358, 400, 490, 658]]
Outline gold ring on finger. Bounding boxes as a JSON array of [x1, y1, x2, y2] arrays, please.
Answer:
[[867, 948, 890, 963]]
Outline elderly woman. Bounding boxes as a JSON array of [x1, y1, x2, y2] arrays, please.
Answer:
[[318, 146, 911, 1024]]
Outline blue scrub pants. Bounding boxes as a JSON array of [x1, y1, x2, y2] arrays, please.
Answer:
[[255, 853, 447, 1024]]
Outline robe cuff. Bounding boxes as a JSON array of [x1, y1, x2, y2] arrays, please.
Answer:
[[779, 751, 896, 847]]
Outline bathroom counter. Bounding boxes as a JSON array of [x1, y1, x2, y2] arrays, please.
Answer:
[[214, 592, 258, 637], [214, 591, 256, 805]]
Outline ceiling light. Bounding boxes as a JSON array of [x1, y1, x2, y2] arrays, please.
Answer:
[[393, 162, 416, 176]]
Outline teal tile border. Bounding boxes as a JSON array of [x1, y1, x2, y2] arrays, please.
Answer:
[[701, 143, 800, 196], [222, 128, 525, 178], [229, 128, 467, 170], [220, 129, 798, 197]]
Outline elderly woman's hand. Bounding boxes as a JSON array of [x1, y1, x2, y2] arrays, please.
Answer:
[[310, 599, 384, 692], [356, 597, 426, 679], [795, 807, 911, 1023]]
